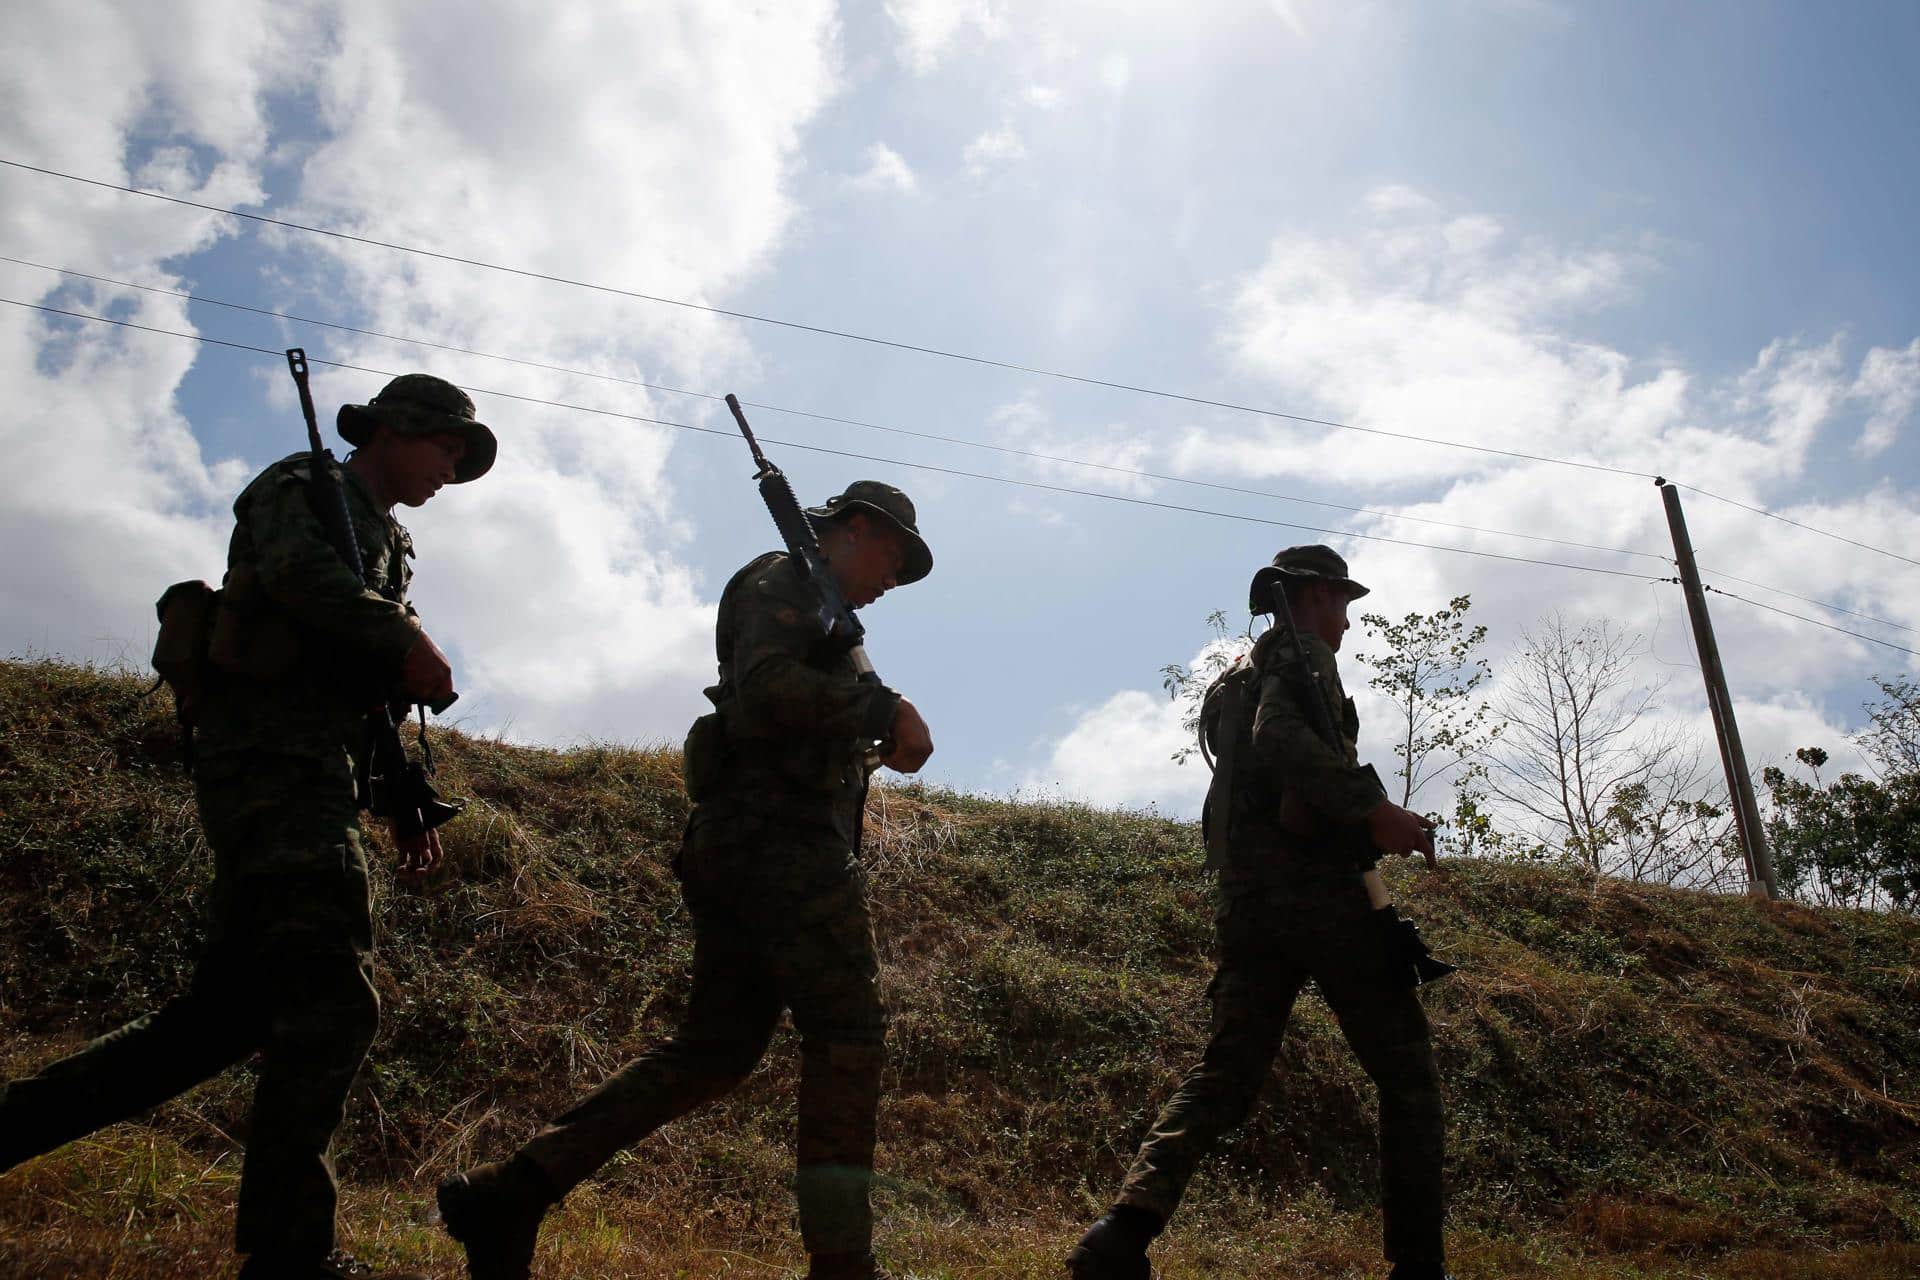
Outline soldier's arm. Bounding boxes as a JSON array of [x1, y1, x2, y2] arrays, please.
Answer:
[[242, 468, 420, 670], [729, 577, 900, 740], [1251, 667, 1384, 823]]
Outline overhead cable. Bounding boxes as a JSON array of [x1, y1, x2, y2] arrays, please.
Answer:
[[1695, 564, 1916, 636], [0, 157, 1654, 480], [17, 293, 1914, 656], [0, 254, 1672, 566], [1703, 586, 1920, 659], [2, 295, 1673, 583], [1676, 481, 1920, 572]]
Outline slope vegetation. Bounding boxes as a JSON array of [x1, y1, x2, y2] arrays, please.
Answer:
[[1, 659, 1915, 1278]]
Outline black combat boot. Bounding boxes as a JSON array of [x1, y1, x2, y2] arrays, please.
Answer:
[[1065, 1206, 1160, 1280], [237, 1251, 428, 1279], [437, 1156, 558, 1280], [806, 1251, 896, 1279]]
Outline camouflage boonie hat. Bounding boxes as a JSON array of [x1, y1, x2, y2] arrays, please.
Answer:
[[806, 480, 932, 585], [337, 374, 497, 483], [1248, 543, 1369, 614]]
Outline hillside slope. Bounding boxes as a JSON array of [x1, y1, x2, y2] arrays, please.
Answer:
[[1, 659, 1916, 1278]]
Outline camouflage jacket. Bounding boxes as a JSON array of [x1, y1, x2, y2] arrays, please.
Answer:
[[1219, 626, 1388, 881], [194, 453, 420, 763], [696, 551, 901, 840]]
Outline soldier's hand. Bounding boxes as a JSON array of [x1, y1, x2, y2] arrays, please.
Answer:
[[400, 630, 456, 707], [882, 697, 934, 773], [1367, 800, 1439, 868], [394, 821, 443, 879]]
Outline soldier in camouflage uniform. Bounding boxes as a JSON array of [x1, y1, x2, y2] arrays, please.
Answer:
[[1067, 546, 1453, 1280], [438, 481, 935, 1280], [0, 374, 496, 1280]]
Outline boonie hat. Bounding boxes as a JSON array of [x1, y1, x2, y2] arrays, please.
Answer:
[[1248, 543, 1369, 614], [337, 374, 497, 483], [806, 480, 933, 585]]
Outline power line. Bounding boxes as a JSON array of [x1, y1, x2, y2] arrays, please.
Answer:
[[1696, 563, 1916, 636], [3, 295, 1673, 583], [0, 254, 1673, 567], [16, 291, 1915, 658], [1675, 480, 1920, 572], [1704, 586, 1920, 659], [0, 156, 1656, 481]]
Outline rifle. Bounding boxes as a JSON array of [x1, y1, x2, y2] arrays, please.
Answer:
[[724, 393, 889, 770], [286, 349, 462, 851], [1268, 580, 1455, 985]]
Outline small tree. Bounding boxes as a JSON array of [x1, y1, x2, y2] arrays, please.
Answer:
[[1486, 613, 1738, 885], [1763, 679, 1920, 913], [1160, 610, 1256, 765], [1352, 594, 1502, 808]]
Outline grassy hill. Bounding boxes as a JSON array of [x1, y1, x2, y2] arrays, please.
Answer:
[[1, 658, 1916, 1278]]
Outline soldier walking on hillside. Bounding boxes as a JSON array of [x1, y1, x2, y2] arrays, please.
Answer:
[[0, 374, 496, 1280], [438, 481, 936, 1280], [1067, 545, 1454, 1280]]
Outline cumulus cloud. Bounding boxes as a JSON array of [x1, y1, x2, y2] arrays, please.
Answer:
[[886, 0, 1006, 74], [1035, 188, 1920, 816], [987, 395, 1160, 497], [0, 0, 304, 659], [963, 124, 1028, 177], [1033, 688, 1203, 811], [1852, 337, 1920, 456], [847, 142, 918, 194], [1, 0, 843, 746]]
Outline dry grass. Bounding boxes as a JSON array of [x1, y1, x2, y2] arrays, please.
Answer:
[[1, 658, 1916, 1277]]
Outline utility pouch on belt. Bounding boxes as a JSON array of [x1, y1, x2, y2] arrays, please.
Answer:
[[152, 579, 220, 727], [682, 711, 730, 802], [207, 563, 300, 679]]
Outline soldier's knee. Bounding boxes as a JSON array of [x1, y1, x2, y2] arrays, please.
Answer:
[[1378, 1060, 1442, 1120], [675, 1026, 773, 1084], [273, 954, 379, 1056]]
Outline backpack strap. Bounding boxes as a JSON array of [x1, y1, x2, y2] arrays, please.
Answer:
[[1201, 655, 1256, 871]]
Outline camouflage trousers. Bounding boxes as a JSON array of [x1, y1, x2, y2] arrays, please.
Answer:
[[1117, 877, 1446, 1269], [0, 752, 378, 1260], [517, 806, 886, 1258]]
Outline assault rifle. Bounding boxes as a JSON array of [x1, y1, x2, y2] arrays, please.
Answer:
[[286, 349, 462, 856], [724, 393, 889, 770], [1268, 581, 1456, 986]]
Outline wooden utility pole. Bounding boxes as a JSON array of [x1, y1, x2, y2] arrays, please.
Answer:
[[1656, 479, 1779, 899]]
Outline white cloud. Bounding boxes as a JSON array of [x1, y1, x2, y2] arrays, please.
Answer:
[[963, 124, 1028, 177], [886, 0, 1006, 73], [987, 395, 1160, 497], [1, 0, 843, 747], [847, 142, 918, 194], [0, 0, 300, 659], [1032, 688, 1208, 811], [1362, 183, 1441, 219], [1851, 337, 1920, 456], [1033, 190, 1919, 817]]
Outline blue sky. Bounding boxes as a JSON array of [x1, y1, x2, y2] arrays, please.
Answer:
[[3, 0, 1916, 831]]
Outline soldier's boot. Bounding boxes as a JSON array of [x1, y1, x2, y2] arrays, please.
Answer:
[[436, 1155, 559, 1280], [807, 1251, 895, 1280], [236, 1250, 429, 1279], [1064, 1207, 1160, 1280]]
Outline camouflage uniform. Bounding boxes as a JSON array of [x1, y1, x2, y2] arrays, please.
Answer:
[[510, 549, 899, 1260], [0, 436, 444, 1263], [1085, 547, 1447, 1278]]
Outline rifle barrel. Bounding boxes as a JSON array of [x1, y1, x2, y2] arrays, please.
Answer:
[[724, 394, 773, 473]]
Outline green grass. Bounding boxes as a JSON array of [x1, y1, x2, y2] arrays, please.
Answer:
[[1, 658, 1916, 1277]]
